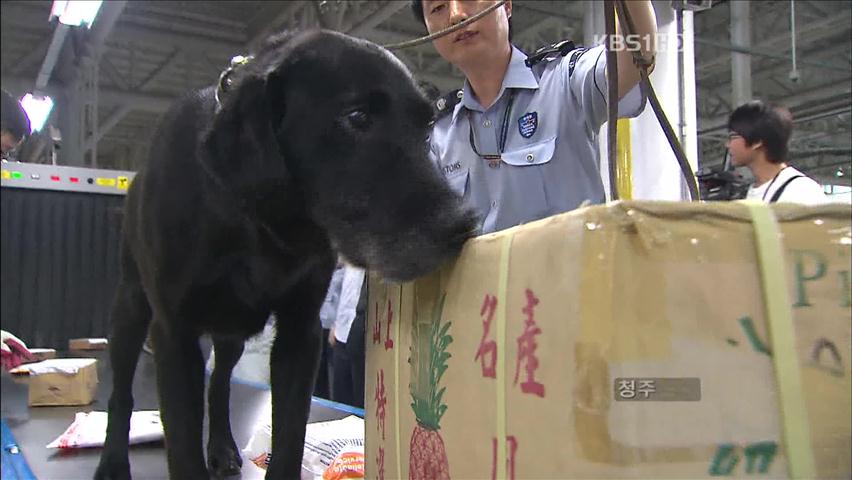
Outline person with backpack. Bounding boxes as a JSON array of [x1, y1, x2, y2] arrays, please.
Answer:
[[726, 100, 826, 204]]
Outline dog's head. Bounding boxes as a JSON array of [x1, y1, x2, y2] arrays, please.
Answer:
[[201, 30, 478, 281]]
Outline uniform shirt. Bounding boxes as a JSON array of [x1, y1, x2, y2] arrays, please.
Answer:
[[318, 264, 345, 330], [333, 265, 366, 344], [745, 166, 827, 204], [429, 44, 647, 234]]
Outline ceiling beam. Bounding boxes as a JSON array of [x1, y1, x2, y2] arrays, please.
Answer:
[[84, 104, 133, 152], [136, 48, 183, 91], [88, 1, 128, 56], [247, 2, 307, 50], [698, 83, 852, 135], [35, 23, 70, 91], [346, 1, 407, 37], [111, 22, 241, 58], [100, 56, 130, 90], [697, 12, 851, 76], [8, 35, 52, 76], [2, 75, 175, 113]]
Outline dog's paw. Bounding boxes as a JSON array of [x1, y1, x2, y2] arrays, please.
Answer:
[[207, 440, 243, 478], [93, 455, 131, 480]]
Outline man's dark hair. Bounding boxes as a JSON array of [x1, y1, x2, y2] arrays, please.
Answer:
[[1, 89, 31, 141], [727, 100, 794, 164], [410, 1, 513, 41]]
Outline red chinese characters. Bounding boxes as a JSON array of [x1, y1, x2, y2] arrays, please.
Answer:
[[372, 301, 382, 345], [491, 435, 518, 480], [514, 289, 545, 398], [376, 447, 385, 480], [373, 299, 395, 350], [383, 299, 394, 350], [475, 294, 498, 378], [375, 369, 387, 440]]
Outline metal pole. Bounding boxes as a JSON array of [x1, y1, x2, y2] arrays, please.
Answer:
[[790, 0, 799, 81], [730, 1, 752, 107]]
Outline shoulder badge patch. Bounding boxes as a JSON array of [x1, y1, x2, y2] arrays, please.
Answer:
[[568, 48, 590, 77]]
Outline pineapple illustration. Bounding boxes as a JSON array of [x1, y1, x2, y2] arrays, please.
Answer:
[[409, 293, 452, 480]]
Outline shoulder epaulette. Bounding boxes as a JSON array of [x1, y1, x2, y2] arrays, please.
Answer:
[[434, 89, 463, 120], [524, 39, 576, 68]]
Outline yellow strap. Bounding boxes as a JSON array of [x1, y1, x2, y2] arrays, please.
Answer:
[[395, 284, 402, 480], [495, 233, 513, 480], [616, 118, 633, 200], [744, 201, 816, 479]]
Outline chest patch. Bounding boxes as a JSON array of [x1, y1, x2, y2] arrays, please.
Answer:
[[518, 112, 538, 139]]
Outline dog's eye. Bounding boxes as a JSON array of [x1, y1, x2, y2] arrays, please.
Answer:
[[345, 110, 371, 131]]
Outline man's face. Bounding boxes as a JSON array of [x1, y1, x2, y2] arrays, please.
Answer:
[[726, 132, 760, 168], [1, 130, 23, 156], [422, 1, 511, 68]]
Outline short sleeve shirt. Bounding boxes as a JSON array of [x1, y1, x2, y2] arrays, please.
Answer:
[[745, 166, 827, 204], [429, 44, 646, 234]]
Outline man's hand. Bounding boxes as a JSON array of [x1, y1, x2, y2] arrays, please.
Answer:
[[1, 330, 36, 371], [328, 327, 336, 347]]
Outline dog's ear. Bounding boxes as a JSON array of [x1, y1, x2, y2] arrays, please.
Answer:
[[200, 73, 288, 194]]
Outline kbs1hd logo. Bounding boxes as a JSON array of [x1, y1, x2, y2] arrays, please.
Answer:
[[592, 33, 685, 53]]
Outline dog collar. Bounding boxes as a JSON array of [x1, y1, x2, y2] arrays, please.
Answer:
[[215, 54, 254, 110]]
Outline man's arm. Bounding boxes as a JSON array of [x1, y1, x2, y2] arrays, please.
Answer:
[[615, 0, 657, 99]]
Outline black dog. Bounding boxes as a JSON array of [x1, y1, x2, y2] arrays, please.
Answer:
[[94, 30, 477, 480]]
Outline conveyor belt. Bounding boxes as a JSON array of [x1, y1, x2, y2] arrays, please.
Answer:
[[1, 350, 359, 479]]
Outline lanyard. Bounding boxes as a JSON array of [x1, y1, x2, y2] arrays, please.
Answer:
[[467, 89, 517, 166]]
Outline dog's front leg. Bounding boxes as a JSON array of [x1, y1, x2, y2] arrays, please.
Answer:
[[266, 281, 326, 479], [150, 320, 209, 479], [206, 336, 245, 477]]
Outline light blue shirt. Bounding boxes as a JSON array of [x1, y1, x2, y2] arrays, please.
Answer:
[[429, 44, 646, 234]]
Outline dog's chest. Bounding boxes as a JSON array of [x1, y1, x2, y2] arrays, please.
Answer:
[[184, 254, 297, 337]]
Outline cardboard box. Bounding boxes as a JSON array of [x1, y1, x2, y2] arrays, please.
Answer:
[[28, 348, 57, 361], [68, 337, 109, 351], [366, 201, 851, 479], [23, 358, 99, 407]]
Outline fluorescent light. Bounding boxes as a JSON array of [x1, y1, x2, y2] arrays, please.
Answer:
[[20, 94, 54, 133], [50, 1, 103, 28]]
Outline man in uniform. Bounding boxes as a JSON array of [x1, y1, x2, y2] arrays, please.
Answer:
[[411, 0, 658, 233]]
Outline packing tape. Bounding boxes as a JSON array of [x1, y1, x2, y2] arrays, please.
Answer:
[[395, 283, 403, 480], [744, 200, 816, 479], [495, 233, 514, 480]]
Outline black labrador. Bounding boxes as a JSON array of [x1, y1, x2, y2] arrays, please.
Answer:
[[94, 29, 477, 480]]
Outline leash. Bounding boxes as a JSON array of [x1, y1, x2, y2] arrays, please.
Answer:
[[382, 0, 508, 50], [604, 0, 620, 201], [611, 0, 701, 201]]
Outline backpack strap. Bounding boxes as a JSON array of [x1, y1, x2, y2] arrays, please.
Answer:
[[769, 175, 804, 203]]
